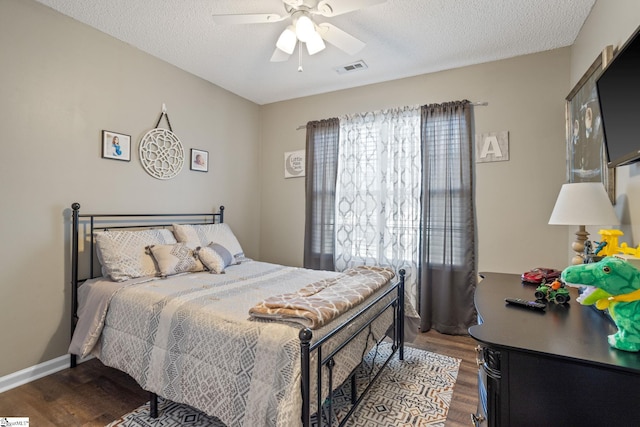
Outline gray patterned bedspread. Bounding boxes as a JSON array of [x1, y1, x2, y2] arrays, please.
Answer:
[[70, 259, 395, 427]]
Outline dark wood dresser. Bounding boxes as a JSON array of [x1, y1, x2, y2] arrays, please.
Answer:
[[468, 272, 640, 427]]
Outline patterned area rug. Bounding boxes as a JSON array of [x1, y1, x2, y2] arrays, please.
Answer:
[[106, 341, 460, 427]]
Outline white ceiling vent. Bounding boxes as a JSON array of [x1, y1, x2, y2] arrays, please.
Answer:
[[334, 60, 368, 75]]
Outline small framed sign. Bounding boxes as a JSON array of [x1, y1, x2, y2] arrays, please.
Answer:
[[102, 130, 131, 161], [284, 150, 305, 178]]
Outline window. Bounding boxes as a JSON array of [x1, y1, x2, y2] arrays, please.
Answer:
[[422, 106, 471, 267], [303, 119, 339, 270], [334, 107, 422, 271]]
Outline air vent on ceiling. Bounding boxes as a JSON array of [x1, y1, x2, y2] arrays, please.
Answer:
[[334, 60, 368, 75]]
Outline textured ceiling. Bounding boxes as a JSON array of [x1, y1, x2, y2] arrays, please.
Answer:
[[34, 0, 595, 105]]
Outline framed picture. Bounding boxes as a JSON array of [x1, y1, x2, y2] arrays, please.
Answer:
[[190, 148, 209, 172], [566, 45, 615, 203], [102, 130, 131, 161], [284, 150, 305, 178]]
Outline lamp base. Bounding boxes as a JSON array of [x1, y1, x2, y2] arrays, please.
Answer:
[[570, 225, 589, 265]]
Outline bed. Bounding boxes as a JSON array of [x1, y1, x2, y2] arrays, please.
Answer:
[[68, 203, 405, 426]]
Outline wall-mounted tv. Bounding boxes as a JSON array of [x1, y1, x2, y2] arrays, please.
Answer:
[[596, 24, 640, 168]]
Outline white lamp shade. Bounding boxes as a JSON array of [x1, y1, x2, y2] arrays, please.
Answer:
[[549, 182, 619, 226], [276, 26, 297, 55], [295, 14, 315, 42], [305, 31, 326, 55]]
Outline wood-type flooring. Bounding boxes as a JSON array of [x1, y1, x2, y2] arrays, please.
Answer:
[[0, 330, 478, 426]]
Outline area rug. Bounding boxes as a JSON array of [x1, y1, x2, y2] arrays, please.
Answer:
[[106, 341, 461, 427]]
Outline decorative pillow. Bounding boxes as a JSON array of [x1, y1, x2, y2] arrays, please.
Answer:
[[196, 243, 235, 274], [95, 229, 177, 282], [147, 243, 205, 277], [172, 223, 244, 262]]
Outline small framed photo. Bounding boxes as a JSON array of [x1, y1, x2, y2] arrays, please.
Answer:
[[191, 149, 209, 172], [102, 130, 131, 161]]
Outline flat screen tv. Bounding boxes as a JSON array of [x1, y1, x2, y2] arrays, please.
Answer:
[[596, 24, 640, 168]]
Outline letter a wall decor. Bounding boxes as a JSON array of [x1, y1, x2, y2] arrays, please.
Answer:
[[476, 131, 509, 163]]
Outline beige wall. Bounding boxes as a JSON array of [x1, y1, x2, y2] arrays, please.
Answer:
[[260, 49, 571, 274], [571, 0, 640, 246], [0, 0, 262, 377], [3, 0, 639, 382]]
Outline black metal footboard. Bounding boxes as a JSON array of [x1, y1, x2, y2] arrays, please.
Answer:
[[300, 269, 405, 427]]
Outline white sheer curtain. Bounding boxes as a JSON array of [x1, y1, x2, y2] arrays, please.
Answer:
[[334, 107, 422, 318]]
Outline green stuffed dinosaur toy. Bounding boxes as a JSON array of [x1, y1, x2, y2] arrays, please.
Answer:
[[562, 256, 640, 352]]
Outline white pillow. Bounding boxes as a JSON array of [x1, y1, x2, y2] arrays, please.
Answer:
[[147, 243, 205, 277], [95, 229, 176, 281], [172, 223, 244, 260], [196, 243, 235, 274]]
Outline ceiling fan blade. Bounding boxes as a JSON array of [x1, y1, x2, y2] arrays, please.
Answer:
[[316, 0, 387, 17], [317, 23, 365, 55], [212, 13, 285, 25], [270, 47, 292, 62]]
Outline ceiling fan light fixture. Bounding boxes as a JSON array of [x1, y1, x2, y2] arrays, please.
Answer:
[[295, 14, 315, 42], [306, 31, 326, 55], [276, 25, 297, 54]]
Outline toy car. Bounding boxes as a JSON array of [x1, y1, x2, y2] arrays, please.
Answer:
[[535, 279, 571, 304], [521, 267, 562, 284]]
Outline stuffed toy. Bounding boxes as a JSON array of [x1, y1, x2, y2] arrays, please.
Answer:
[[562, 256, 640, 352]]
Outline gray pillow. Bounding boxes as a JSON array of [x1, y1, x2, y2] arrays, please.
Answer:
[[196, 243, 235, 274]]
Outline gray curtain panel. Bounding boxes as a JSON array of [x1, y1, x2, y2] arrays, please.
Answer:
[[303, 118, 340, 270], [419, 101, 478, 334]]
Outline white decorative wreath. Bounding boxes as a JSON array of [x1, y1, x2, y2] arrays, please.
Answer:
[[139, 128, 184, 180]]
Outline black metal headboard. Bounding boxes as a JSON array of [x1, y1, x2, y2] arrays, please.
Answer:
[[69, 202, 224, 366]]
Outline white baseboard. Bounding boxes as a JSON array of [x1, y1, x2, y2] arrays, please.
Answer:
[[0, 354, 93, 394]]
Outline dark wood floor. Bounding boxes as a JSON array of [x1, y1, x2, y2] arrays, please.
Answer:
[[0, 330, 478, 426]]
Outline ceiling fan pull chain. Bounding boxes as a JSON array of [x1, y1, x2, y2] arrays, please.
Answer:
[[298, 40, 303, 72]]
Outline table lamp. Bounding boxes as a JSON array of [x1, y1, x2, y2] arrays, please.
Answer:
[[548, 182, 619, 265]]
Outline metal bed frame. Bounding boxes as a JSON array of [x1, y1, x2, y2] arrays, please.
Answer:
[[69, 202, 405, 426]]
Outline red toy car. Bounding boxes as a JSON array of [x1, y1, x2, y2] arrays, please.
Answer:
[[521, 267, 562, 284]]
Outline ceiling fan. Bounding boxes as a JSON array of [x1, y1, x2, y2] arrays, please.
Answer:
[[212, 0, 386, 63]]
